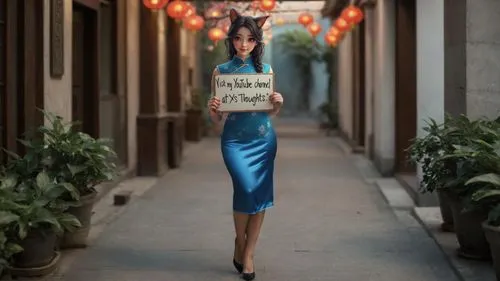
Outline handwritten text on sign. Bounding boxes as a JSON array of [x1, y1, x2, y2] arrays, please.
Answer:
[[214, 73, 274, 112]]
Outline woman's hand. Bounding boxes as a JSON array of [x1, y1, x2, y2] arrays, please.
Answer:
[[208, 96, 221, 114], [269, 92, 283, 115]]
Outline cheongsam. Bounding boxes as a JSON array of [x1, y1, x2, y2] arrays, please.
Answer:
[[216, 56, 277, 214]]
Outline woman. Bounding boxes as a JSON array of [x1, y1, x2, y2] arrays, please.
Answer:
[[207, 8, 284, 281]]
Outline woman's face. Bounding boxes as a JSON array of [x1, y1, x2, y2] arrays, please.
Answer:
[[232, 27, 256, 58]]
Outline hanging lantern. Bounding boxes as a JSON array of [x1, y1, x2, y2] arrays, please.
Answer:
[[341, 5, 364, 25], [260, 0, 276, 12], [324, 33, 339, 46], [143, 0, 168, 10], [208, 27, 225, 45], [298, 12, 314, 27], [222, 22, 230, 33], [307, 22, 322, 37], [334, 17, 350, 33], [328, 26, 341, 37], [166, 0, 188, 21], [206, 7, 222, 19], [183, 2, 196, 17], [275, 17, 285, 26], [183, 14, 205, 32]]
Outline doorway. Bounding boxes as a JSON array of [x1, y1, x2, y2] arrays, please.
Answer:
[[352, 20, 366, 148], [395, 0, 417, 174], [72, 4, 99, 137]]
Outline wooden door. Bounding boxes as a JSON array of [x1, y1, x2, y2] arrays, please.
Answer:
[[72, 10, 85, 131], [72, 5, 99, 137], [0, 0, 6, 163], [395, 0, 417, 173]]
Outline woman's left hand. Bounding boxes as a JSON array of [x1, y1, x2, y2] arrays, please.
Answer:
[[270, 92, 284, 109]]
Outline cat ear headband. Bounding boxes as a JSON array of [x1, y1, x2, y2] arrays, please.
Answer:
[[229, 8, 269, 29]]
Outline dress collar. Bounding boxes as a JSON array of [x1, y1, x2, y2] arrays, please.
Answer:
[[231, 55, 253, 65]]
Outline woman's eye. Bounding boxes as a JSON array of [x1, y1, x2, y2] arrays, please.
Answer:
[[234, 37, 241, 41], [249, 38, 255, 42]]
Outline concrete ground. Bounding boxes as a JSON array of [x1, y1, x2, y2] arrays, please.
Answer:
[[42, 121, 460, 281]]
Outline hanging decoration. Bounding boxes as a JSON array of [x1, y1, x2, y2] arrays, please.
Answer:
[[183, 14, 205, 32], [143, 0, 169, 10], [183, 2, 196, 18], [334, 17, 350, 33], [251, 0, 260, 15], [208, 27, 226, 45], [324, 33, 339, 47], [298, 12, 313, 27], [307, 22, 322, 37], [274, 17, 285, 26], [166, 0, 188, 21], [341, 5, 364, 25], [259, 0, 276, 12], [328, 26, 341, 37]]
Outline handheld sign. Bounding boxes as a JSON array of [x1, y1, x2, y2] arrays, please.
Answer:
[[214, 73, 274, 112]]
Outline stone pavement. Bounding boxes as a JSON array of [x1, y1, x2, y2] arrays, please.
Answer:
[[43, 124, 460, 281]]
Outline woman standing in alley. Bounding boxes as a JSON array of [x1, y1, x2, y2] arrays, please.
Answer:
[[207, 8, 283, 281]]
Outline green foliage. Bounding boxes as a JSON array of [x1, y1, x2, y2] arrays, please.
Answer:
[[408, 114, 500, 226], [407, 115, 500, 194], [275, 30, 323, 64], [0, 171, 81, 271], [4, 110, 117, 197]]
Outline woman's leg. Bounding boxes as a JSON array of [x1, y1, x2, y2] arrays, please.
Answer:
[[233, 212, 250, 263], [243, 211, 266, 273]]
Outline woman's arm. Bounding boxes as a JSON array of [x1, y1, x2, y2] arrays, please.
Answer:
[[209, 68, 223, 124], [268, 67, 282, 117]]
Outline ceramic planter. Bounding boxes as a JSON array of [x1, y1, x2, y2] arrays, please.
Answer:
[[59, 191, 97, 249], [438, 190, 454, 232], [483, 222, 500, 281], [447, 192, 491, 260]]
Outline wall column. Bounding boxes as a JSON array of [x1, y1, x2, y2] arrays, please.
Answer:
[[373, 0, 396, 175], [136, 5, 168, 176], [165, 17, 185, 168]]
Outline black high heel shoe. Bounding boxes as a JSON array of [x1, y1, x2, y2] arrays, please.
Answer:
[[242, 272, 256, 281], [233, 259, 243, 273]]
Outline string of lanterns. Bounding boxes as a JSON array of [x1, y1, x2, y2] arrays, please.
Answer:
[[142, 0, 278, 45], [142, 0, 360, 47], [324, 5, 364, 47]]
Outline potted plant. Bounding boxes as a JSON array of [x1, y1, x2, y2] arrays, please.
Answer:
[[8, 111, 117, 249], [0, 171, 81, 277], [185, 88, 204, 142], [467, 168, 500, 280], [407, 117, 457, 232], [436, 118, 500, 260]]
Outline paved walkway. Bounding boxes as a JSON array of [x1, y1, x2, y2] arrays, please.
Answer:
[[46, 123, 459, 281]]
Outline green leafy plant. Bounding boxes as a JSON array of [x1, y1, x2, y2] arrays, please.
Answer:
[[5, 111, 117, 199], [467, 172, 500, 226], [275, 30, 324, 111], [407, 115, 500, 194], [0, 171, 81, 271]]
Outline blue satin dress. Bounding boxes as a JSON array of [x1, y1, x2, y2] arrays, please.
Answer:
[[216, 56, 277, 214]]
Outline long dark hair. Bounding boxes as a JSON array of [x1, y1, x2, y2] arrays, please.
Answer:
[[225, 9, 269, 73]]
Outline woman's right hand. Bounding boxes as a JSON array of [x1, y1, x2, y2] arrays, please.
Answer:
[[208, 96, 221, 114]]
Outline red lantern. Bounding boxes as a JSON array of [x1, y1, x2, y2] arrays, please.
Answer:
[[183, 15, 204, 32], [183, 2, 196, 17], [334, 17, 350, 33], [166, 0, 188, 20], [324, 33, 339, 46], [208, 27, 225, 45], [307, 22, 322, 37], [328, 26, 341, 37], [143, 0, 168, 10], [341, 5, 364, 25], [298, 12, 313, 27], [260, 0, 276, 12]]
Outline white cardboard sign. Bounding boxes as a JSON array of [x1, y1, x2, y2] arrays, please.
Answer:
[[214, 73, 274, 112]]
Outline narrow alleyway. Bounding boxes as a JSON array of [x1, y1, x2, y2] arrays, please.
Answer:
[[47, 120, 458, 281]]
